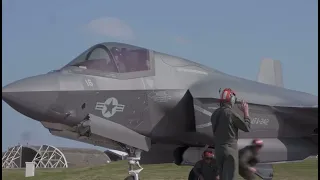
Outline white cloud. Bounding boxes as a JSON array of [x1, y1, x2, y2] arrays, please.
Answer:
[[174, 36, 190, 44], [87, 17, 134, 40]]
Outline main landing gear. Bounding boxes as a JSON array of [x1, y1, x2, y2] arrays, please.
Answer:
[[124, 147, 143, 180]]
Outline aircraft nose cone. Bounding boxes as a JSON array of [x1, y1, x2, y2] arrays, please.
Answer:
[[2, 74, 60, 121]]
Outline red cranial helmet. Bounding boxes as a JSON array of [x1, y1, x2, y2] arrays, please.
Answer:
[[202, 150, 214, 159], [252, 139, 264, 148], [220, 88, 237, 105]]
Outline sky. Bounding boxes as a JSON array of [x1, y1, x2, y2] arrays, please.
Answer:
[[2, 0, 318, 151]]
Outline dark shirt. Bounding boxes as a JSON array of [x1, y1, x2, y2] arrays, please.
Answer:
[[193, 159, 218, 180], [211, 105, 251, 146], [239, 146, 259, 171]]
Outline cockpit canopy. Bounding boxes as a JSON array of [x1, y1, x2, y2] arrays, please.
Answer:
[[64, 42, 151, 74]]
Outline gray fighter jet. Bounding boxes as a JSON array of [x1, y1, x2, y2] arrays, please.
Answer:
[[2, 42, 318, 180]]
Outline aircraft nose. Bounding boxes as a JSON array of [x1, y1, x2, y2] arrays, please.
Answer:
[[2, 74, 60, 121]]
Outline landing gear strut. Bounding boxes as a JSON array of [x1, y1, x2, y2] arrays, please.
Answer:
[[124, 147, 143, 180]]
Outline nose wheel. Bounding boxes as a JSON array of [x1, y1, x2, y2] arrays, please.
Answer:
[[124, 147, 143, 180]]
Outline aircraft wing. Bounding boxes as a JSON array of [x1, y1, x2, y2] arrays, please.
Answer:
[[272, 105, 318, 117]]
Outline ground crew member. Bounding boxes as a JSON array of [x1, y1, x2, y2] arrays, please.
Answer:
[[239, 139, 264, 180], [190, 150, 219, 180], [211, 88, 251, 180]]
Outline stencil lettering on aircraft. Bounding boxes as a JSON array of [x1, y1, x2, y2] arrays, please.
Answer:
[[251, 117, 270, 125], [148, 91, 172, 103], [195, 116, 270, 129], [95, 97, 125, 118], [84, 79, 93, 87]]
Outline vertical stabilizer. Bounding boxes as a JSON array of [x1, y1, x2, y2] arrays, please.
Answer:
[[257, 58, 284, 88]]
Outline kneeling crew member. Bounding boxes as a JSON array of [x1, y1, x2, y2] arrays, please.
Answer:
[[239, 139, 264, 180], [192, 150, 219, 180]]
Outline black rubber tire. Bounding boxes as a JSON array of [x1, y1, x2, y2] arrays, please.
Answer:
[[124, 176, 135, 180], [173, 146, 189, 165]]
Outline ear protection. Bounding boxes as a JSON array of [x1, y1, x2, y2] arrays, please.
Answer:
[[219, 88, 237, 106]]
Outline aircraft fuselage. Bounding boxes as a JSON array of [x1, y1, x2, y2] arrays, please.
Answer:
[[2, 42, 318, 165]]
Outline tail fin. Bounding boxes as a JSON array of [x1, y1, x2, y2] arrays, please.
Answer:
[[257, 58, 284, 88]]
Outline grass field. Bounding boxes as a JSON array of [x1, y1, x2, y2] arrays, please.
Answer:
[[2, 158, 318, 180]]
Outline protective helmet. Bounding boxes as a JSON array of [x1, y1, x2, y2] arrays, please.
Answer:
[[202, 150, 214, 159], [220, 88, 237, 106], [251, 139, 264, 148]]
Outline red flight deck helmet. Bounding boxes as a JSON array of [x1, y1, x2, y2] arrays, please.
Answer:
[[202, 150, 214, 159], [219, 88, 237, 106], [252, 139, 264, 148]]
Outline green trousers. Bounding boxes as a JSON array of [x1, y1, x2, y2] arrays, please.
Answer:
[[239, 169, 255, 180], [215, 145, 238, 180]]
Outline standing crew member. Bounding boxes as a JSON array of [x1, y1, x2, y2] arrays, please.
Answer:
[[190, 150, 219, 180], [211, 88, 251, 180], [239, 139, 264, 180]]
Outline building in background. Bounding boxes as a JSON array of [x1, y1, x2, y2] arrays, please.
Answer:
[[2, 144, 112, 168]]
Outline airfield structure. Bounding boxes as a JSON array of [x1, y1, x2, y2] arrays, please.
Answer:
[[2, 144, 111, 168]]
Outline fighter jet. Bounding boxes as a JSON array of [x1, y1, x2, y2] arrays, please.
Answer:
[[2, 42, 318, 180]]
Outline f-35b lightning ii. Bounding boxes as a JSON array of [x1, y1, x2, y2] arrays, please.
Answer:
[[2, 42, 318, 180]]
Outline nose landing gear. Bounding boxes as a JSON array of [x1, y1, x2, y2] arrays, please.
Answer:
[[124, 147, 143, 180]]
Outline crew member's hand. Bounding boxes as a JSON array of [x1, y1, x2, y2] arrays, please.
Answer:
[[240, 101, 249, 117], [249, 167, 256, 173], [215, 175, 220, 180]]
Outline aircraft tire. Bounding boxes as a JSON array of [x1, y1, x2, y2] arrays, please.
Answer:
[[124, 176, 135, 180]]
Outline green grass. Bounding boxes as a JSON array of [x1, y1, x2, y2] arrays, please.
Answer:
[[2, 158, 318, 180]]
